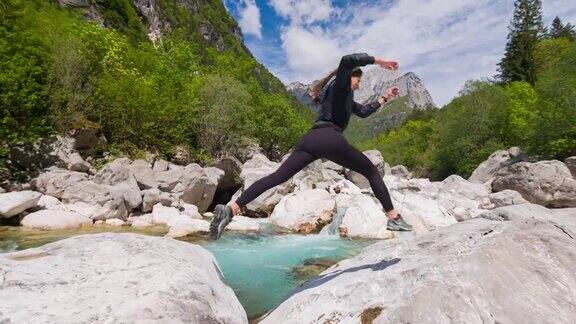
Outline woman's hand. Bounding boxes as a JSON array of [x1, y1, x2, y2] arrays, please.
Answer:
[[378, 86, 400, 105], [386, 86, 400, 98], [374, 57, 399, 71]]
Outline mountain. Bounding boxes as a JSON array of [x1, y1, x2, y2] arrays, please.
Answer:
[[55, 0, 290, 94], [287, 67, 436, 143], [354, 68, 435, 110]]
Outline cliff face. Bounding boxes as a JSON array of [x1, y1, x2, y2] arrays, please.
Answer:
[[58, 0, 243, 50], [287, 68, 436, 142]]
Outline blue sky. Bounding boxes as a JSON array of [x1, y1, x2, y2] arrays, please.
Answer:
[[224, 0, 576, 106]]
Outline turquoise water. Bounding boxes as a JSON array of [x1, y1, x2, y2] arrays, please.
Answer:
[[201, 232, 374, 319], [0, 225, 374, 319]]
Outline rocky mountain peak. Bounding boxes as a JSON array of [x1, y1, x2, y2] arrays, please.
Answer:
[[287, 68, 435, 112], [354, 67, 435, 110]]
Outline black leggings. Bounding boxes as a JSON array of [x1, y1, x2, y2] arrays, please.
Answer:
[[235, 124, 395, 212]]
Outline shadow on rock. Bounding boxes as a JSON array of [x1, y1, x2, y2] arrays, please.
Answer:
[[267, 258, 401, 317]]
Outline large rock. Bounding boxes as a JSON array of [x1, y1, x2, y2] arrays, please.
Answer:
[[492, 160, 576, 208], [262, 204, 576, 323], [141, 188, 161, 212], [291, 159, 345, 191], [338, 194, 394, 239], [390, 165, 412, 179], [36, 195, 61, 210], [0, 191, 41, 218], [105, 218, 125, 226], [129, 214, 153, 227], [322, 159, 345, 173], [269, 189, 336, 233], [345, 150, 390, 189], [226, 215, 260, 232], [33, 168, 89, 198], [151, 203, 180, 225], [173, 164, 224, 212], [565, 156, 576, 178], [50, 202, 119, 220], [152, 159, 169, 172], [469, 147, 525, 184], [435, 175, 490, 221], [61, 181, 128, 220], [21, 210, 92, 230], [231, 153, 294, 216], [390, 191, 457, 234], [180, 203, 203, 219], [94, 159, 142, 211], [156, 163, 224, 212], [328, 179, 363, 195], [213, 154, 243, 191], [489, 189, 529, 208], [384, 175, 441, 197], [128, 159, 157, 190], [9, 135, 76, 171], [0, 233, 247, 323], [165, 215, 210, 238], [67, 152, 91, 172]]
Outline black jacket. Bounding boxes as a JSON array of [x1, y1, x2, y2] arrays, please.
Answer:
[[314, 53, 382, 132]]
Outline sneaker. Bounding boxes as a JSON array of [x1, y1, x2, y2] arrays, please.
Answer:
[[209, 204, 234, 239], [387, 214, 413, 231]]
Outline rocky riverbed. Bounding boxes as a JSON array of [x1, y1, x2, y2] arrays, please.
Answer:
[[1, 135, 576, 322]]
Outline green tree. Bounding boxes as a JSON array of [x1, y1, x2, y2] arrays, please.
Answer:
[[503, 81, 538, 146], [497, 0, 545, 84], [363, 119, 438, 177], [534, 37, 574, 78], [548, 16, 575, 40], [196, 74, 251, 156], [433, 81, 509, 178], [533, 42, 576, 158]]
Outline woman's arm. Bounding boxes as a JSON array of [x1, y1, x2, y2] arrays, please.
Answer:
[[352, 101, 381, 118], [352, 86, 400, 118], [334, 53, 400, 91], [334, 53, 375, 90]]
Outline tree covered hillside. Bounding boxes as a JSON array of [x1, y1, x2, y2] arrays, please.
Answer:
[[0, 0, 314, 170]]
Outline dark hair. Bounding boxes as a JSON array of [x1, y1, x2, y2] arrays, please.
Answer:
[[351, 67, 363, 78]]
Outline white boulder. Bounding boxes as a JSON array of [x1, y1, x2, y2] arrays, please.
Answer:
[[489, 189, 529, 208], [21, 210, 92, 230], [492, 160, 576, 208], [269, 189, 336, 233], [469, 146, 524, 184], [262, 204, 576, 323], [0, 233, 247, 323], [151, 203, 180, 225], [0, 191, 41, 218]]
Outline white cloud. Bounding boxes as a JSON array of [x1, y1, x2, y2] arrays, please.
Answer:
[[280, 25, 342, 81], [239, 0, 263, 39], [269, 0, 334, 24], [267, 0, 576, 106]]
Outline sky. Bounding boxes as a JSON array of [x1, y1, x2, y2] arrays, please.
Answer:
[[223, 0, 576, 106]]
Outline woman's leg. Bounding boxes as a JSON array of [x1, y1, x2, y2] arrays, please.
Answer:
[[323, 139, 395, 214], [233, 148, 316, 212]]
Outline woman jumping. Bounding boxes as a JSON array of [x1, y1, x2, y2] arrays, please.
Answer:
[[210, 53, 413, 239]]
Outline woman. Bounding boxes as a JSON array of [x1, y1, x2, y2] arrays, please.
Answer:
[[210, 53, 412, 239]]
